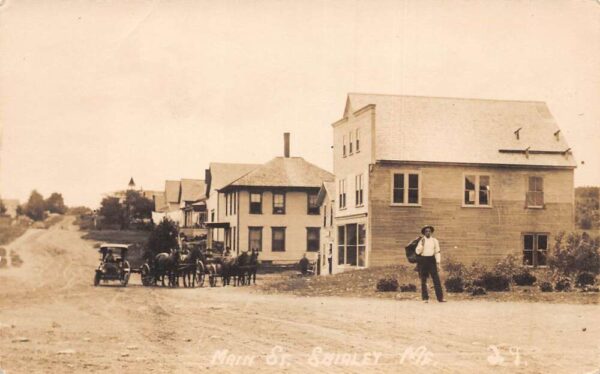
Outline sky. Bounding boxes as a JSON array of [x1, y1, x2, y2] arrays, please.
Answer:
[[0, 0, 599, 208]]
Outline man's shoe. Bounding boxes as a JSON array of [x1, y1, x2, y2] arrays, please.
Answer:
[[438, 300, 447, 303], [423, 299, 429, 303]]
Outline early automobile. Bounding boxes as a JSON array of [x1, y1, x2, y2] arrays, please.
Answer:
[[94, 243, 131, 287]]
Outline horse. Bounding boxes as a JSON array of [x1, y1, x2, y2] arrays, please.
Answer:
[[178, 246, 206, 287], [234, 251, 251, 286], [245, 250, 260, 285], [154, 249, 181, 287]]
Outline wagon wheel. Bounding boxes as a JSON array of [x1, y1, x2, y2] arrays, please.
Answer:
[[195, 260, 205, 288], [94, 271, 101, 286], [140, 263, 154, 287]]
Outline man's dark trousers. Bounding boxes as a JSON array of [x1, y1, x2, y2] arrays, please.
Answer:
[[417, 255, 444, 301]]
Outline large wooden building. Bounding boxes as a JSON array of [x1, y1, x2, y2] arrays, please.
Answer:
[[329, 93, 576, 272]]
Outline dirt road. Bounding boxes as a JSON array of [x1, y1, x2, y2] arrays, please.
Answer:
[[0, 217, 599, 373]]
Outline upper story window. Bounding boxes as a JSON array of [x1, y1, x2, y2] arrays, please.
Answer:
[[323, 204, 327, 227], [342, 135, 347, 157], [249, 192, 262, 214], [392, 172, 420, 205], [273, 192, 286, 214], [339, 179, 346, 209], [464, 175, 491, 207], [307, 193, 320, 215], [355, 174, 364, 206], [349, 132, 353, 155], [527, 176, 544, 208], [210, 209, 215, 222], [355, 129, 360, 152]]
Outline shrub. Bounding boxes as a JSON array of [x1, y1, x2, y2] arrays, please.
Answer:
[[576, 272, 596, 288], [479, 272, 511, 292], [444, 276, 465, 293], [513, 270, 537, 286], [471, 287, 486, 296], [554, 277, 571, 292], [399, 283, 417, 292], [549, 232, 600, 276], [493, 254, 523, 279], [442, 257, 467, 278], [540, 282, 553, 292], [376, 278, 399, 292]]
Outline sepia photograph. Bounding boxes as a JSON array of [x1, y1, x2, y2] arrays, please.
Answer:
[[0, 0, 599, 372]]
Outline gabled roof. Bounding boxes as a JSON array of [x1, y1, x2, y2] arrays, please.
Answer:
[[208, 162, 261, 192], [164, 180, 181, 203], [343, 93, 576, 168], [181, 179, 206, 202], [222, 157, 334, 190], [153, 193, 168, 213], [316, 181, 336, 205]]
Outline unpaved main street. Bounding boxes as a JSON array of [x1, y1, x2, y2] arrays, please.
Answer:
[[0, 217, 599, 373]]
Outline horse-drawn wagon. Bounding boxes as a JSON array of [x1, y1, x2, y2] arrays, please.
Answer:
[[140, 242, 207, 288]]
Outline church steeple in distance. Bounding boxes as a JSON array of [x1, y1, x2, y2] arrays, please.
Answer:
[[128, 177, 136, 190]]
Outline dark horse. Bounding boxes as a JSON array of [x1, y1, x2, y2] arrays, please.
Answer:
[[154, 249, 181, 287], [220, 251, 250, 287], [245, 250, 259, 285], [178, 246, 206, 287]]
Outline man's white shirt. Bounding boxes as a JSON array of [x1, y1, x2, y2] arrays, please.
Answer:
[[415, 236, 441, 264]]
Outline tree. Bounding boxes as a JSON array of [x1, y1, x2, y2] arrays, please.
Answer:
[[124, 190, 153, 220], [45, 192, 67, 214], [0, 200, 6, 215], [146, 217, 179, 257], [24, 190, 46, 221], [99, 197, 124, 225], [575, 187, 600, 230]]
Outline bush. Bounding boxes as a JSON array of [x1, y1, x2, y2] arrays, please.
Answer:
[[399, 283, 416, 292], [444, 276, 465, 293], [513, 270, 537, 286], [540, 282, 553, 292], [376, 278, 399, 292], [442, 257, 467, 277], [576, 272, 596, 288], [478, 272, 511, 292], [549, 232, 600, 276], [493, 254, 523, 279], [470, 287, 486, 296], [554, 277, 571, 292]]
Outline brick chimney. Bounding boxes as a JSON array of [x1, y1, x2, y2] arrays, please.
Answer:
[[284, 132, 290, 158]]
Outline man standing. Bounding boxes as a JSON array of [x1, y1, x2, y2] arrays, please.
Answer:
[[415, 225, 445, 303]]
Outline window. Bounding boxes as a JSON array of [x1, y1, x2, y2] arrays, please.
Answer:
[[342, 135, 347, 157], [355, 129, 360, 152], [249, 227, 262, 252], [392, 172, 420, 205], [337, 226, 345, 265], [210, 209, 215, 222], [523, 233, 548, 267], [349, 132, 353, 154], [232, 192, 237, 214], [232, 227, 236, 253], [308, 193, 320, 215], [273, 192, 285, 214], [339, 179, 346, 209], [527, 176, 544, 208], [249, 192, 262, 214], [225, 193, 229, 216], [464, 175, 491, 206], [272, 227, 286, 252], [337, 223, 367, 267], [307, 227, 320, 252], [323, 204, 327, 227], [330, 205, 333, 226], [355, 174, 364, 206]]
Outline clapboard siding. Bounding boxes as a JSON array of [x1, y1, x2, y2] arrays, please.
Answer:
[[368, 163, 575, 266]]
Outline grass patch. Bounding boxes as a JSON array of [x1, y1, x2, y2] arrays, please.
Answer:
[[259, 265, 600, 304], [0, 221, 28, 246], [81, 229, 150, 245]]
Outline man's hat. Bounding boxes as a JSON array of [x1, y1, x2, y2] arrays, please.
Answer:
[[421, 225, 435, 234]]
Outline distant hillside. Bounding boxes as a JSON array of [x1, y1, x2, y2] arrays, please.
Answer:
[[575, 186, 599, 230]]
